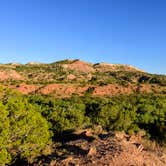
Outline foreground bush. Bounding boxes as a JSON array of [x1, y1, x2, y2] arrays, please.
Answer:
[[0, 89, 51, 165], [0, 103, 11, 165]]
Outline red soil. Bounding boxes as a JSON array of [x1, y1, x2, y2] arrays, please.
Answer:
[[93, 84, 135, 96], [37, 84, 89, 97], [0, 70, 23, 81], [11, 83, 40, 94], [10, 83, 162, 97], [63, 60, 95, 73]]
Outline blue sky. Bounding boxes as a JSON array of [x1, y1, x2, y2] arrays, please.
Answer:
[[0, 0, 165, 74]]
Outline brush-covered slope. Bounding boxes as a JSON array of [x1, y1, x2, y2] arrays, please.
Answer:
[[0, 59, 165, 97]]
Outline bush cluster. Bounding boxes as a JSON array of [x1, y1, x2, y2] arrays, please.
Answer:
[[29, 94, 166, 140]]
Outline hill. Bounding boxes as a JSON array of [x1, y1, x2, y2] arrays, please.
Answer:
[[0, 59, 165, 97]]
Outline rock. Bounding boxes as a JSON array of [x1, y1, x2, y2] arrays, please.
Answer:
[[67, 74, 76, 80], [135, 143, 144, 152], [61, 156, 73, 165], [50, 160, 57, 166], [80, 129, 93, 137], [87, 146, 96, 157], [114, 131, 127, 141]]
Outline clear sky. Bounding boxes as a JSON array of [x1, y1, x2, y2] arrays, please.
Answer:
[[0, 0, 165, 74]]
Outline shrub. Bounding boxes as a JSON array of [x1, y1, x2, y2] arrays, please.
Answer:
[[0, 102, 11, 165], [29, 96, 88, 133], [0, 89, 52, 165]]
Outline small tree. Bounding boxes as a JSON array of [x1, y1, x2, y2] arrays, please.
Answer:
[[6, 97, 51, 162], [0, 87, 52, 165]]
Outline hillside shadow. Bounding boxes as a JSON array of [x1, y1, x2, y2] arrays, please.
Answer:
[[11, 157, 29, 166], [12, 130, 95, 165], [57, 144, 87, 156], [54, 129, 95, 143]]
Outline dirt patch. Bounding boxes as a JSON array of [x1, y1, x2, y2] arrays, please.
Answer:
[[0, 70, 24, 81], [37, 84, 89, 97], [93, 84, 136, 96], [11, 83, 40, 94], [62, 60, 95, 73], [33, 131, 166, 166], [9, 83, 164, 97], [38, 84, 75, 96]]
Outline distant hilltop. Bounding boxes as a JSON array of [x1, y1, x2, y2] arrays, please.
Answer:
[[26, 61, 43, 65], [4, 59, 144, 73], [0, 59, 165, 97], [53, 59, 144, 72]]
